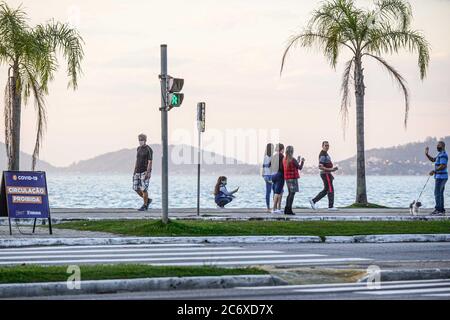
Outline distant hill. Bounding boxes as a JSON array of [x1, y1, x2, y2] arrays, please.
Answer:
[[0, 142, 58, 172], [336, 136, 450, 175], [1, 137, 448, 175], [64, 144, 259, 175]]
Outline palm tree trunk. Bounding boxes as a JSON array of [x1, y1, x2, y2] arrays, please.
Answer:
[[9, 65, 21, 171], [354, 56, 368, 204]]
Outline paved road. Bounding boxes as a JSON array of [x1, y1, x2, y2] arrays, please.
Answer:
[[2, 242, 450, 268], [4, 242, 450, 300], [32, 279, 450, 300], [0, 243, 372, 267]]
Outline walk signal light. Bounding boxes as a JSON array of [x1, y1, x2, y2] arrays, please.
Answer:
[[168, 77, 184, 108]]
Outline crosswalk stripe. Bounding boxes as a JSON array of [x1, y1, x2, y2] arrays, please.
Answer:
[[0, 247, 247, 255], [0, 254, 326, 263], [0, 257, 371, 266], [0, 250, 298, 260], [293, 281, 450, 293], [359, 287, 450, 295], [423, 293, 450, 297], [235, 279, 450, 290], [0, 243, 205, 251]]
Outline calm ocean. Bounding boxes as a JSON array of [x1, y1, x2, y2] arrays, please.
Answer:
[[46, 174, 448, 209]]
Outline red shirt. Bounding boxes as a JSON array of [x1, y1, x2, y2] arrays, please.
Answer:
[[283, 158, 303, 180]]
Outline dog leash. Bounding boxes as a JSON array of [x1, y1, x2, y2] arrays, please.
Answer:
[[416, 175, 432, 202]]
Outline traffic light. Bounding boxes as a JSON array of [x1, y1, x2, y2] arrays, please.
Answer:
[[168, 77, 184, 108]]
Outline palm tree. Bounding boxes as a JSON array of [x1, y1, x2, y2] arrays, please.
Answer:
[[280, 0, 430, 204], [0, 2, 84, 171]]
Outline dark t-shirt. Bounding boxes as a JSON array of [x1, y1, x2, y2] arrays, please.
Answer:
[[319, 150, 333, 174], [135, 145, 153, 173]]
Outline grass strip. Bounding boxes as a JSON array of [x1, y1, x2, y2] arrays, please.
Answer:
[[0, 264, 267, 284], [54, 219, 450, 237]]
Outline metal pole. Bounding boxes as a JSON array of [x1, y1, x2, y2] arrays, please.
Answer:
[[160, 44, 169, 224], [197, 130, 201, 216]]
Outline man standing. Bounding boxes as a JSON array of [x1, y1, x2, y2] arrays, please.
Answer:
[[425, 141, 448, 216], [133, 134, 153, 211], [309, 141, 339, 211]]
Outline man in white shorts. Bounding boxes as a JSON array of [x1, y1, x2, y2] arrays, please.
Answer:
[[133, 134, 153, 211]]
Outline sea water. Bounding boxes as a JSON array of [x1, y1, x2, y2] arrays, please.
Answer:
[[47, 174, 448, 209]]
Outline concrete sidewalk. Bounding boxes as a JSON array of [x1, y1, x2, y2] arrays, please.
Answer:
[[1, 208, 449, 226]]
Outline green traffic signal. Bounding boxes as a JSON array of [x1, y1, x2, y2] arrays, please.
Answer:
[[169, 93, 184, 107]]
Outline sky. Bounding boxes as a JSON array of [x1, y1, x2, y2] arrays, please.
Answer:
[[1, 0, 449, 167]]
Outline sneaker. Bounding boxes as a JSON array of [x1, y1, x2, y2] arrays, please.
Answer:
[[138, 204, 148, 211], [272, 209, 282, 214], [328, 207, 339, 211], [309, 199, 317, 210], [430, 210, 444, 216], [285, 212, 296, 215]]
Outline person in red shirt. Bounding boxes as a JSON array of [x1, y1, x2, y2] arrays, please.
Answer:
[[283, 146, 305, 215]]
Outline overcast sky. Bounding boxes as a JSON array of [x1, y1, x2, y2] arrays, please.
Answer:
[[1, 0, 449, 167]]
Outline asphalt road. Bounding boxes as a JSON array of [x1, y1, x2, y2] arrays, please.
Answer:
[[31, 278, 450, 300], [4, 242, 450, 300], [1, 242, 450, 269]]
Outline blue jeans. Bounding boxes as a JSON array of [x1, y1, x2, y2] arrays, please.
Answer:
[[215, 196, 233, 208], [435, 178, 447, 213], [263, 175, 272, 209]]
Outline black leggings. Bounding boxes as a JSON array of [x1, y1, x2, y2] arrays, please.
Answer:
[[312, 173, 334, 208], [285, 191, 296, 214]]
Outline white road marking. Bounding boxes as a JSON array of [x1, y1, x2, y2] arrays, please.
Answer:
[[294, 281, 450, 293], [0, 247, 247, 255], [0, 253, 323, 261], [235, 279, 450, 290], [423, 293, 450, 297], [0, 243, 205, 251], [359, 287, 450, 295], [0, 257, 371, 266]]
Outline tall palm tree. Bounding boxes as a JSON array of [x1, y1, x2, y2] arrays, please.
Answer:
[[0, 2, 84, 171], [280, 0, 430, 204]]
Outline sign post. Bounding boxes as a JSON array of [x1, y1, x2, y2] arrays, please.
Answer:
[[196, 102, 206, 216], [0, 171, 52, 235]]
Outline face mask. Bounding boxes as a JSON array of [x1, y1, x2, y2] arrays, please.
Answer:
[[437, 146, 443, 152], [139, 141, 145, 146], [222, 180, 227, 185]]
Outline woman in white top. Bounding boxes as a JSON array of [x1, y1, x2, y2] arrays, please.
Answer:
[[262, 143, 274, 212]]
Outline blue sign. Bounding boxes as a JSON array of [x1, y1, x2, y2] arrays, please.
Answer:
[[1, 171, 50, 219]]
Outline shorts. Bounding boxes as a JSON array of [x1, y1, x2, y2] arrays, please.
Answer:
[[133, 172, 150, 192], [286, 179, 299, 193], [263, 175, 272, 184], [271, 172, 284, 194]]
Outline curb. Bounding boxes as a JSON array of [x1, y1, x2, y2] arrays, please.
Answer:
[[0, 236, 322, 248], [2, 215, 450, 225], [325, 234, 450, 243], [358, 268, 450, 283], [0, 275, 286, 298]]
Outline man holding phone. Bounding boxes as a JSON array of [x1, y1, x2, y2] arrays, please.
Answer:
[[425, 141, 448, 216]]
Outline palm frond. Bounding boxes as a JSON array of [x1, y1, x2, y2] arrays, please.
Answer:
[[34, 21, 84, 89], [375, 0, 412, 30], [281, 31, 352, 75], [365, 53, 410, 127], [340, 57, 354, 133], [363, 28, 430, 79], [21, 63, 47, 171]]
